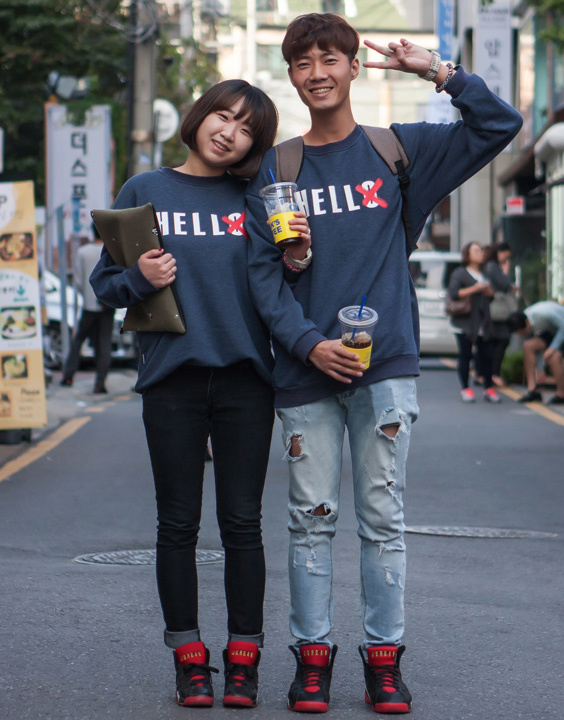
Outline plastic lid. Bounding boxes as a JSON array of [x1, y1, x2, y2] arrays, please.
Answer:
[[338, 305, 379, 326]]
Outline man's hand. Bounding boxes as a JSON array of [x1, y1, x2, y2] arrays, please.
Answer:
[[363, 38, 440, 78], [308, 339, 365, 383], [138, 248, 177, 289], [287, 211, 311, 261], [544, 347, 555, 362]]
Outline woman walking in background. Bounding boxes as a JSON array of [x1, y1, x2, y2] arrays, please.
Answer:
[[91, 80, 310, 709], [483, 241, 517, 387], [448, 242, 500, 403]]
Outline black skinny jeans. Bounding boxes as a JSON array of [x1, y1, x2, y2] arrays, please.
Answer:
[[455, 333, 494, 390], [142, 361, 274, 645]]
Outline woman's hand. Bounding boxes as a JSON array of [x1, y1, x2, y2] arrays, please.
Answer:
[[287, 211, 311, 261], [138, 248, 177, 289], [363, 38, 436, 77]]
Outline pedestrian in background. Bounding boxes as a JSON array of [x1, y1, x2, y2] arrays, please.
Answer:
[[483, 241, 517, 387], [90, 80, 311, 709], [508, 301, 564, 404], [448, 242, 501, 403], [60, 226, 114, 393]]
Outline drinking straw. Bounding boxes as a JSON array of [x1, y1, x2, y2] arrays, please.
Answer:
[[269, 168, 276, 183], [351, 294, 367, 340]]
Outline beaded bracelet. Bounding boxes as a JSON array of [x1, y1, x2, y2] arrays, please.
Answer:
[[436, 62, 455, 93]]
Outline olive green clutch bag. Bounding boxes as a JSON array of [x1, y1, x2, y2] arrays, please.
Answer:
[[91, 203, 185, 333]]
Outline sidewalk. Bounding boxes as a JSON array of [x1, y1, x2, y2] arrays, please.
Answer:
[[0, 367, 139, 468]]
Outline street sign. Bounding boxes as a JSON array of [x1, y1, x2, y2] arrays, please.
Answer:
[[153, 99, 180, 143], [506, 196, 525, 214]]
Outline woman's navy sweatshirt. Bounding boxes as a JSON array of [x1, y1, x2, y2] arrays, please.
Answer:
[[245, 68, 523, 408], [90, 168, 274, 391]]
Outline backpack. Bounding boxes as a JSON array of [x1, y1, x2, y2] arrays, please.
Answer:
[[274, 126, 416, 255]]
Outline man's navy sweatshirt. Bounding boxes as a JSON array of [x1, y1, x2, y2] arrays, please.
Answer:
[[245, 68, 523, 408]]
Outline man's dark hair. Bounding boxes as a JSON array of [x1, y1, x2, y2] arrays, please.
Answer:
[[282, 13, 359, 65], [507, 311, 528, 332], [180, 79, 278, 179]]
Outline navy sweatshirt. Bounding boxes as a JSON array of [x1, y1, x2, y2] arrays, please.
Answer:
[[245, 68, 523, 408], [89, 168, 274, 391]]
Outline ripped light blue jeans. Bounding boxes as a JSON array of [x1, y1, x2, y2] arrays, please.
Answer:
[[276, 377, 418, 650]]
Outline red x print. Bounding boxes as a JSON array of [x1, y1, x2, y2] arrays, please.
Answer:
[[355, 178, 388, 208], [222, 211, 248, 239]]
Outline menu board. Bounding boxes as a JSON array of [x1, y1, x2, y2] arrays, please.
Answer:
[[0, 181, 47, 430]]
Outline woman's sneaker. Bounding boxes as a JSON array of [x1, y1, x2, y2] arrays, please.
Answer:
[[460, 388, 475, 403], [223, 641, 260, 707], [174, 641, 218, 707], [359, 645, 412, 714], [287, 644, 338, 713], [483, 387, 501, 403]]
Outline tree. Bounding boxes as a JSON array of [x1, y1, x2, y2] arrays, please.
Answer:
[[0, 0, 129, 204]]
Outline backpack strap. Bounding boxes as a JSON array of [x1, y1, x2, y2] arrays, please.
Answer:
[[275, 136, 304, 183], [360, 126, 416, 256], [274, 126, 416, 255]]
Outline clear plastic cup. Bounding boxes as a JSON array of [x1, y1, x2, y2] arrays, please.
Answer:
[[259, 182, 300, 249], [338, 305, 379, 368]]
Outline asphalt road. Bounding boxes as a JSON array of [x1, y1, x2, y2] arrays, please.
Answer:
[[0, 364, 562, 720]]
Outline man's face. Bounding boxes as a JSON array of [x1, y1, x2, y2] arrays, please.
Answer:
[[287, 44, 359, 114]]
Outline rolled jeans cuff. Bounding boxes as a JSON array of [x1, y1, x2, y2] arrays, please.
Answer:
[[164, 628, 201, 649], [228, 632, 264, 648]]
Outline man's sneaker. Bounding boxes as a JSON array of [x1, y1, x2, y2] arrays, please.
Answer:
[[60, 377, 73, 387], [518, 389, 543, 403], [360, 645, 412, 714], [460, 388, 475, 403], [548, 394, 564, 405], [483, 387, 501, 403], [223, 641, 260, 708], [174, 641, 218, 707], [288, 644, 337, 713]]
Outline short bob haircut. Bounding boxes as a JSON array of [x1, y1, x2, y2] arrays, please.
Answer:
[[282, 13, 359, 65], [180, 79, 278, 179], [460, 241, 482, 267]]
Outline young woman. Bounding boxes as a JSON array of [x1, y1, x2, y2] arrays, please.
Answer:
[[448, 241, 500, 403], [90, 80, 310, 709]]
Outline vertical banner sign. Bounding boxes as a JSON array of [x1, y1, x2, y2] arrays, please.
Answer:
[[0, 181, 47, 430], [474, 0, 512, 105], [436, 0, 454, 61], [45, 104, 112, 269]]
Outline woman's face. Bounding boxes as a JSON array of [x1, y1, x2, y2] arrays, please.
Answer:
[[497, 249, 511, 265], [194, 97, 254, 173], [468, 243, 483, 264]]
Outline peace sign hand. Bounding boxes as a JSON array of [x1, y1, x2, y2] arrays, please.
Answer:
[[363, 38, 435, 78]]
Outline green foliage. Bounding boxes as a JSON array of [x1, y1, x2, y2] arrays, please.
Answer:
[[0, 0, 128, 204], [501, 348, 524, 385]]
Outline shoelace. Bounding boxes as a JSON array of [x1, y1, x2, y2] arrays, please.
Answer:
[[181, 661, 219, 688], [301, 665, 329, 693], [368, 662, 400, 692], [226, 663, 255, 688]]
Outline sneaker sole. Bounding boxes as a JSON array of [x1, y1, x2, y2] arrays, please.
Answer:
[[223, 695, 257, 708], [288, 700, 329, 713], [365, 691, 411, 713], [177, 694, 214, 707]]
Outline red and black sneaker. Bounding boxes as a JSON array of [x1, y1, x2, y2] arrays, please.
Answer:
[[287, 644, 337, 713], [174, 641, 218, 707], [360, 645, 412, 714], [222, 641, 261, 708]]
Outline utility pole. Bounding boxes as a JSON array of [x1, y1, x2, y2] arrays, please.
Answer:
[[128, 0, 158, 178]]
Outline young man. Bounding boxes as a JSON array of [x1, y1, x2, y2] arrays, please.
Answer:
[[245, 13, 522, 714], [508, 302, 564, 404]]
